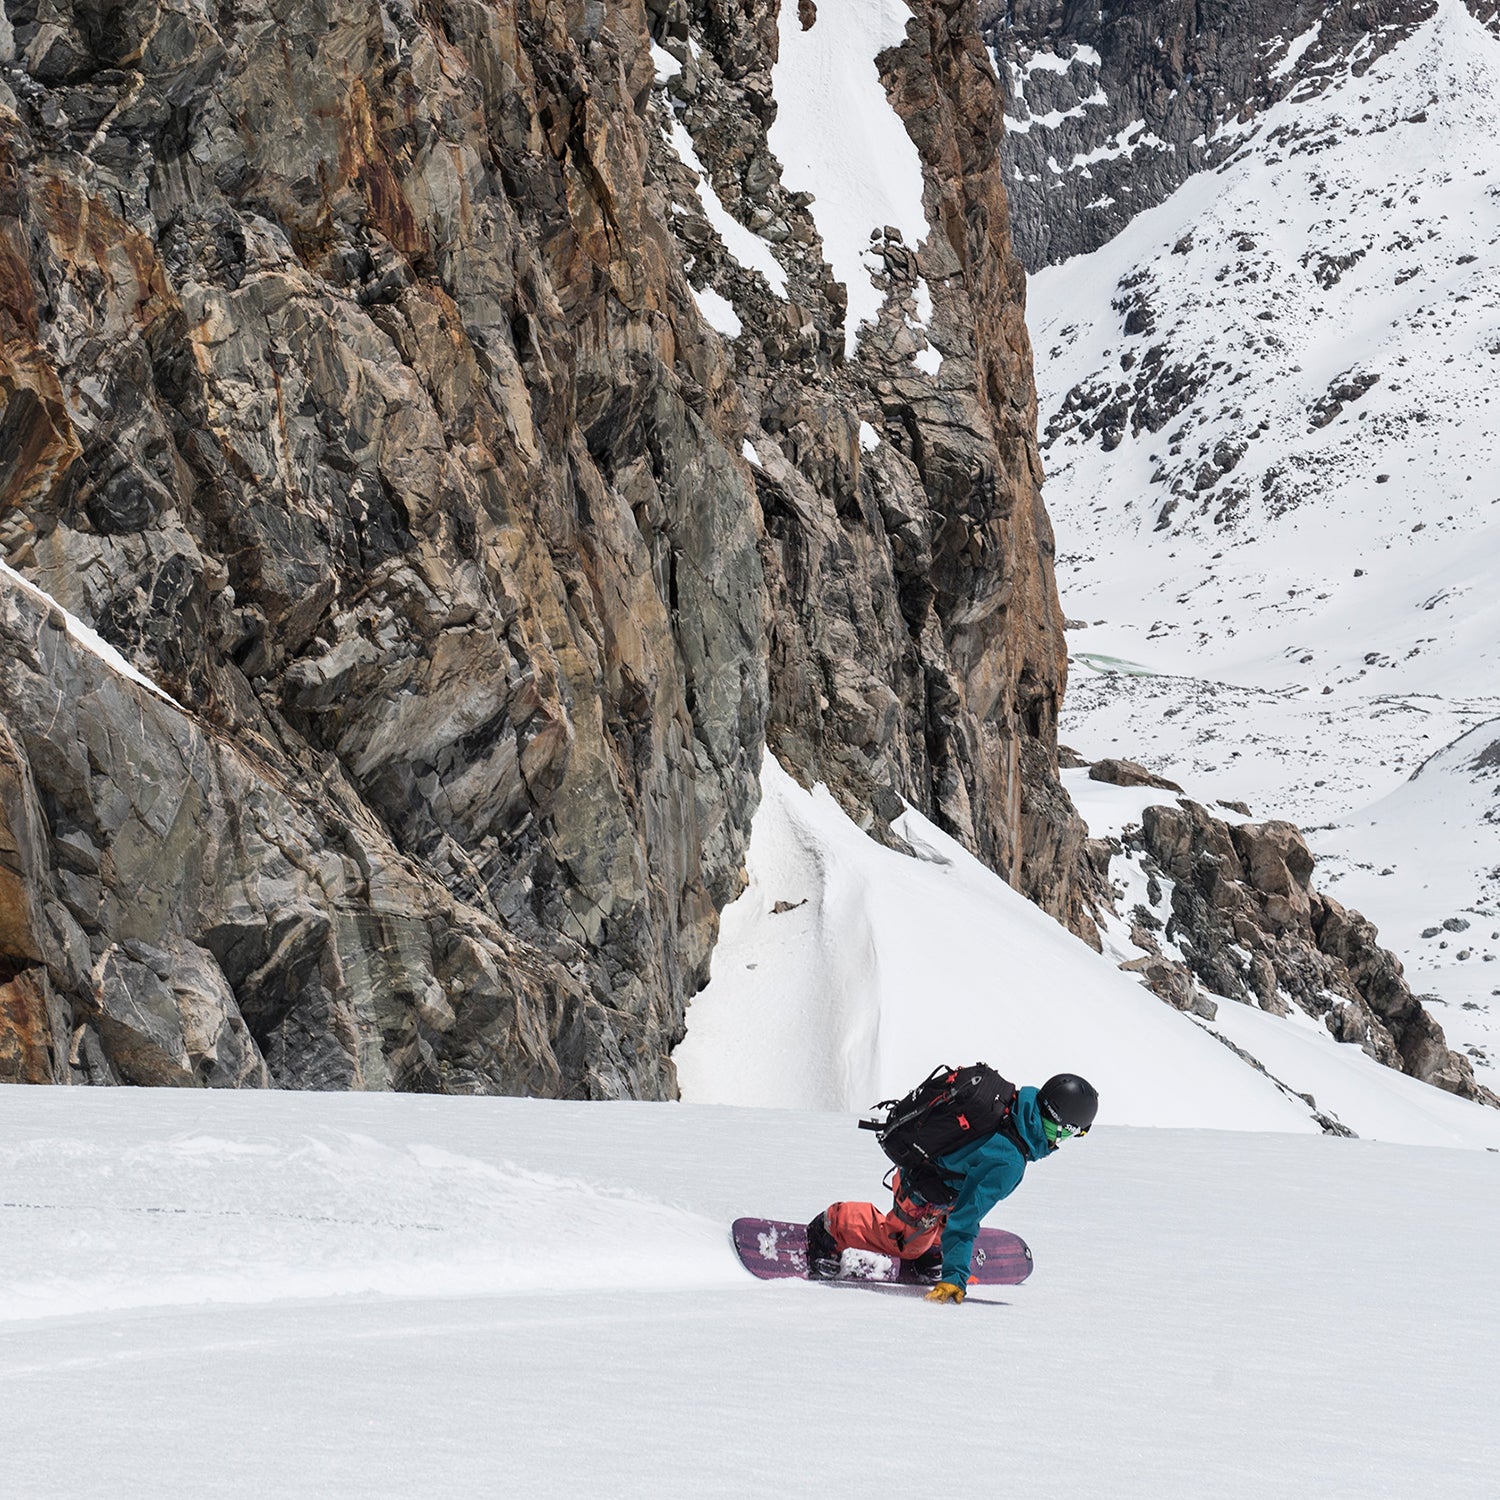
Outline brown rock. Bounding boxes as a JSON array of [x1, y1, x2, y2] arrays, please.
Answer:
[[0, 969, 66, 1084], [1088, 758, 1184, 792], [1119, 798, 1485, 1100], [1229, 821, 1315, 933], [1121, 953, 1217, 1018]]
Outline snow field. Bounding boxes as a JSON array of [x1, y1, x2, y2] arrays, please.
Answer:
[[0, 1095, 733, 1327], [3, 1086, 1497, 1499], [1036, 0, 1500, 726], [1027, 0, 1500, 1074], [1312, 720, 1500, 1074]]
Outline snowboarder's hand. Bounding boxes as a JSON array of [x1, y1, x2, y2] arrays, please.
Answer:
[[925, 1281, 965, 1304]]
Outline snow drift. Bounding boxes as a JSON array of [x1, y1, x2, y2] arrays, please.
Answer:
[[678, 757, 1500, 1150]]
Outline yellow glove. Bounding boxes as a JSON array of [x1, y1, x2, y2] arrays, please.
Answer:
[[925, 1280, 966, 1304]]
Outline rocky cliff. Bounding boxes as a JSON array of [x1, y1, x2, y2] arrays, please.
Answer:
[[984, 0, 1499, 270], [0, 0, 1088, 1093]]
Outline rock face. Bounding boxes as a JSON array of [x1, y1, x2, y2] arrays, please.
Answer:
[[1109, 796, 1491, 1102], [0, 1, 1088, 1092], [981, 0, 1492, 269], [0, 572, 652, 1093]]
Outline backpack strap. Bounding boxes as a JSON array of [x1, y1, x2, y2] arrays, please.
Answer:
[[887, 1168, 949, 1229], [996, 1095, 1033, 1161]]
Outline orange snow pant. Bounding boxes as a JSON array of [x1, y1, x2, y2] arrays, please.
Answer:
[[825, 1172, 948, 1262]]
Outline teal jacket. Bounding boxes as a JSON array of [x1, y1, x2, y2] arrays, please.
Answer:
[[934, 1085, 1051, 1287]]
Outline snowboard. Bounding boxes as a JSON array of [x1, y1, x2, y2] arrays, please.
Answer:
[[732, 1217, 1032, 1286]]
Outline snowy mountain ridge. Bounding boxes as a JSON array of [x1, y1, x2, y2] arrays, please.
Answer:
[[1022, 0, 1500, 1084], [989, 0, 1500, 267]]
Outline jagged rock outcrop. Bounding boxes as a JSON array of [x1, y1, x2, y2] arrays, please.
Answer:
[[1110, 796, 1490, 1100], [652, 1, 1089, 927], [1, 568, 689, 1092], [981, 0, 1495, 269], [0, 1, 1090, 1092]]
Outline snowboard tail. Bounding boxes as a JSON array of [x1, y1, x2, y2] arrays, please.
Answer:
[[732, 1217, 1032, 1285]]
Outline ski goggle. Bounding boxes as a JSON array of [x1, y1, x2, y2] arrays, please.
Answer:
[[1043, 1118, 1088, 1145]]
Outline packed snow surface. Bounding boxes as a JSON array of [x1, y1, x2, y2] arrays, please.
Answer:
[[1027, 0, 1500, 1076], [4, 1085, 1496, 1498]]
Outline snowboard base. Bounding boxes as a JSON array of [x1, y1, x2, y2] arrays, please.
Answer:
[[732, 1217, 1032, 1286]]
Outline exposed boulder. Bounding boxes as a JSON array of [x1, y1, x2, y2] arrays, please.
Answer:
[[1229, 820, 1315, 935], [1088, 758, 1184, 793], [1120, 952, 1217, 1019]]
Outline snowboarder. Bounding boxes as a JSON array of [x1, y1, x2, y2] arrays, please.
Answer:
[[806, 1072, 1098, 1303]]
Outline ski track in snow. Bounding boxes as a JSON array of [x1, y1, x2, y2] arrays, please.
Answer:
[[1028, 0, 1500, 1079]]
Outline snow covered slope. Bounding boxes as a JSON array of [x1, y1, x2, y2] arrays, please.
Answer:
[[1027, 0, 1500, 1076], [677, 758, 1500, 1148], [3, 1085, 1497, 1498], [1314, 719, 1500, 1077]]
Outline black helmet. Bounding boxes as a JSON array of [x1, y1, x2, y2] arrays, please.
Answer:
[[1038, 1074, 1099, 1135]]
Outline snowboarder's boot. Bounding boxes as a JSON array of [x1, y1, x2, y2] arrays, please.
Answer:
[[900, 1244, 944, 1285], [805, 1211, 842, 1279]]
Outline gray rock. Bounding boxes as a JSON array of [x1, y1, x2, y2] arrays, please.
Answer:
[[0, 0, 1096, 1096], [986, 0, 1445, 270]]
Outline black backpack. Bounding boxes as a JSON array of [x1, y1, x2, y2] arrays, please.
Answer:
[[859, 1063, 1020, 1206]]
